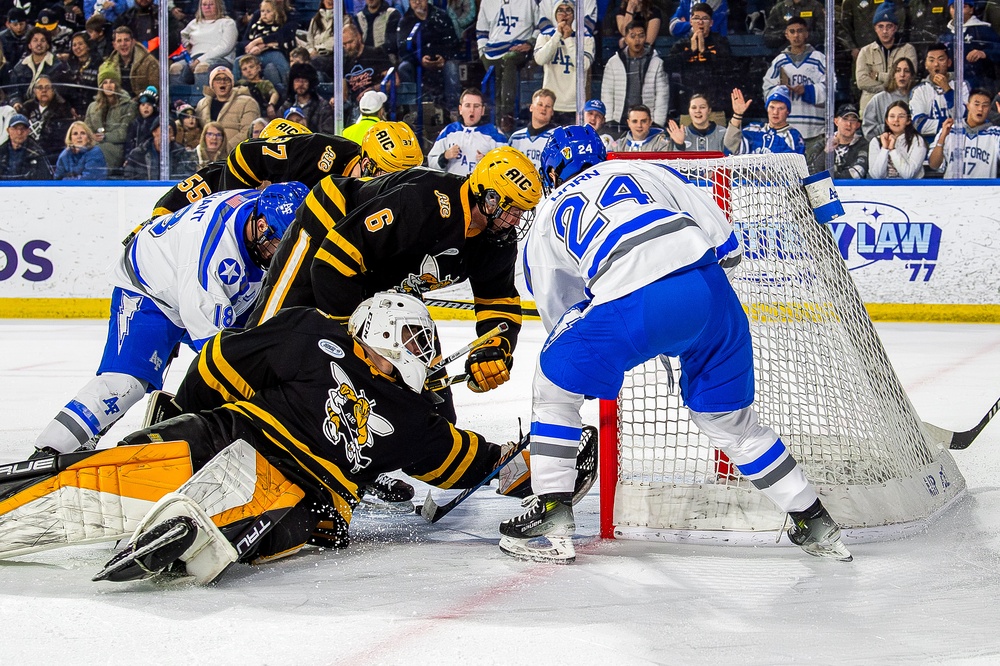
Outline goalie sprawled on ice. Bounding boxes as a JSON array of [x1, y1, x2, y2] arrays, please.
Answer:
[[0, 294, 580, 585]]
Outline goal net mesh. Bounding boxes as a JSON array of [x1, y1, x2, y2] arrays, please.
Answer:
[[603, 152, 965, 543]]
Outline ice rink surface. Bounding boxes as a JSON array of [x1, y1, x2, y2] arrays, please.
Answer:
[[2, 318, 1000, 665]]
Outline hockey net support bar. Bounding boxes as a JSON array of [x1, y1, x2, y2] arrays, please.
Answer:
[[598, 152, 966, 544]]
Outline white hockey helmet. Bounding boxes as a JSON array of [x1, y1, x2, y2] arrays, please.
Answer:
[[348, 292, 436, 393]]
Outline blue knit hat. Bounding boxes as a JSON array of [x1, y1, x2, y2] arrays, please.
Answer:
[[765, 85, 792, 111], [873, 3, 898, 25]]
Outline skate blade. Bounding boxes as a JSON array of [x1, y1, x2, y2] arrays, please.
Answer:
[[800, 539, 854, 562], [499, 535, 576, 564], [93, 521, 191, 582]]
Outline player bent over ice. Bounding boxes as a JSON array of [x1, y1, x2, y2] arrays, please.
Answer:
[[31, 183, 308, 457], [499, 126, 852, 563]]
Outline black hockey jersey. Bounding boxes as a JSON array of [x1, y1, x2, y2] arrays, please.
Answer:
[[221, 133, 361, 190], [309, 167, 523, 348], [175, 307, 502, 519], [151, 162, 227, 217]]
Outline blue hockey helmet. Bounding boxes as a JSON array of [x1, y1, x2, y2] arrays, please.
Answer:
[[539, 125, 607, 191], [247, 181, 308, 267]]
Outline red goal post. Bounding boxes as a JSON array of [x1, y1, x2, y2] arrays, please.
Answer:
[[596, 151, 966, 545]]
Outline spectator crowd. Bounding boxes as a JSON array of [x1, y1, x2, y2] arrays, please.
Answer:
[[1, 0, 999, 180]]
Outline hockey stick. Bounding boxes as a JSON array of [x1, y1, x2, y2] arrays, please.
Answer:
[[0, 449, 98, 488], [425, 373, 469, 392], [417, 433, 529, 524], [425, 299, 540, 319], [427, 322, 509, 375], [923, 394, 1000, 450]]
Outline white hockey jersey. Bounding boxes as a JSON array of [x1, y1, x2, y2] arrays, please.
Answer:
[[762, 46, 827, 139], [525, 160, 735, 330], [932, 122, 1000, 178], [911, 76, 970, 141], [476, 0, 537, 59], [508, 124, 556, 169], [111, 190, 265, 348], [426, 122, 508, 175]]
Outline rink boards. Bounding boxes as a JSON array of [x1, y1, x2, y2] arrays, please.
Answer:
[[0, 180, 999, 322]]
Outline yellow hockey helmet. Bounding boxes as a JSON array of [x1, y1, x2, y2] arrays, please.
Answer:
[[360, 121, 424, 176], [259, 118, 312, 139], [468, 146, 543, 244]]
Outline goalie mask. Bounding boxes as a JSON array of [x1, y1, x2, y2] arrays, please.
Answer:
[[468, 146, 542, 245], [246, 181, 309, 268], [348, 292, 436, 393], [360, 121, 424, 177], [540, 125, 607, 193]]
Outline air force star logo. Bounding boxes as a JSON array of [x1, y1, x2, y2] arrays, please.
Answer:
[[218, 258, 242, 285]]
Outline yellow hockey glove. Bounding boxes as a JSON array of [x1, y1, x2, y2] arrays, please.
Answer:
[[465, 336, 513, 393]]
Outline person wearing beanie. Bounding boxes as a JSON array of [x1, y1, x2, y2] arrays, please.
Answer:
[[173, 100, 202, 149], [855, 3, 917, 114], [84, 60, 135, 172], [123, 85, 158, 157], [342, 89, 386, 143], [194, 65, 260, 147], [725, 85, 805, 154], [278, 62, 333, 134], [838, 0, 907, 59]]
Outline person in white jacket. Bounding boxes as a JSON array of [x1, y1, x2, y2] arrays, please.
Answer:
[[170, 0, 239, 89], [533, 0, 594, 123], [600, 21, 669, 127], [868, 100, 926, 179]]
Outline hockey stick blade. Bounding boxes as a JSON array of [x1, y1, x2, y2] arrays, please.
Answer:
[[419, 434, 530, 524], [923, 394, 1000, 450]]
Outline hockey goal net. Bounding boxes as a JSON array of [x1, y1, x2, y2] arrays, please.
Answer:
[[599, 152, 966, 544]]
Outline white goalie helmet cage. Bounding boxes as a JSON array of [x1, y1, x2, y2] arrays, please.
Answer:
[[348, 292, 436, 392]]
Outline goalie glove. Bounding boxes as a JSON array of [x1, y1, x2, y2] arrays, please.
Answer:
[[465, 336, 513, 393]]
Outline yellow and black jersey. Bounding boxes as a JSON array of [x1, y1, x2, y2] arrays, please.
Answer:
[[309, 168, 523, 349], [221, 134, 361, 190], [151, 162, 227, 217], [175, 307, 501, 521]]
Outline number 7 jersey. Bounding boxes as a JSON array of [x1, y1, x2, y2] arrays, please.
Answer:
[[525, 160, 736, 329]]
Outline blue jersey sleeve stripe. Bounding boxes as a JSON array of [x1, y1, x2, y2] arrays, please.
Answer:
[[735, 439, 786, 476], [716, 231, 739, 259]]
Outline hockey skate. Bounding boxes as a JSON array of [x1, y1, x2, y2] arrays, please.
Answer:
[[787, 501, 853, 562], [499, 493, 576, 563], [498, 425, 598, 505], [93, 516, 198, 582], [358, 473, 415, 513]]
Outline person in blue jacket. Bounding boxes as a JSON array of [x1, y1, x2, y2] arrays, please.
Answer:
[[53, 120, 108, 180]]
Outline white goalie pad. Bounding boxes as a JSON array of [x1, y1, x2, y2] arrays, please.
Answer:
[[127, 493, 238, 585], [0, 443, 192, 560]]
